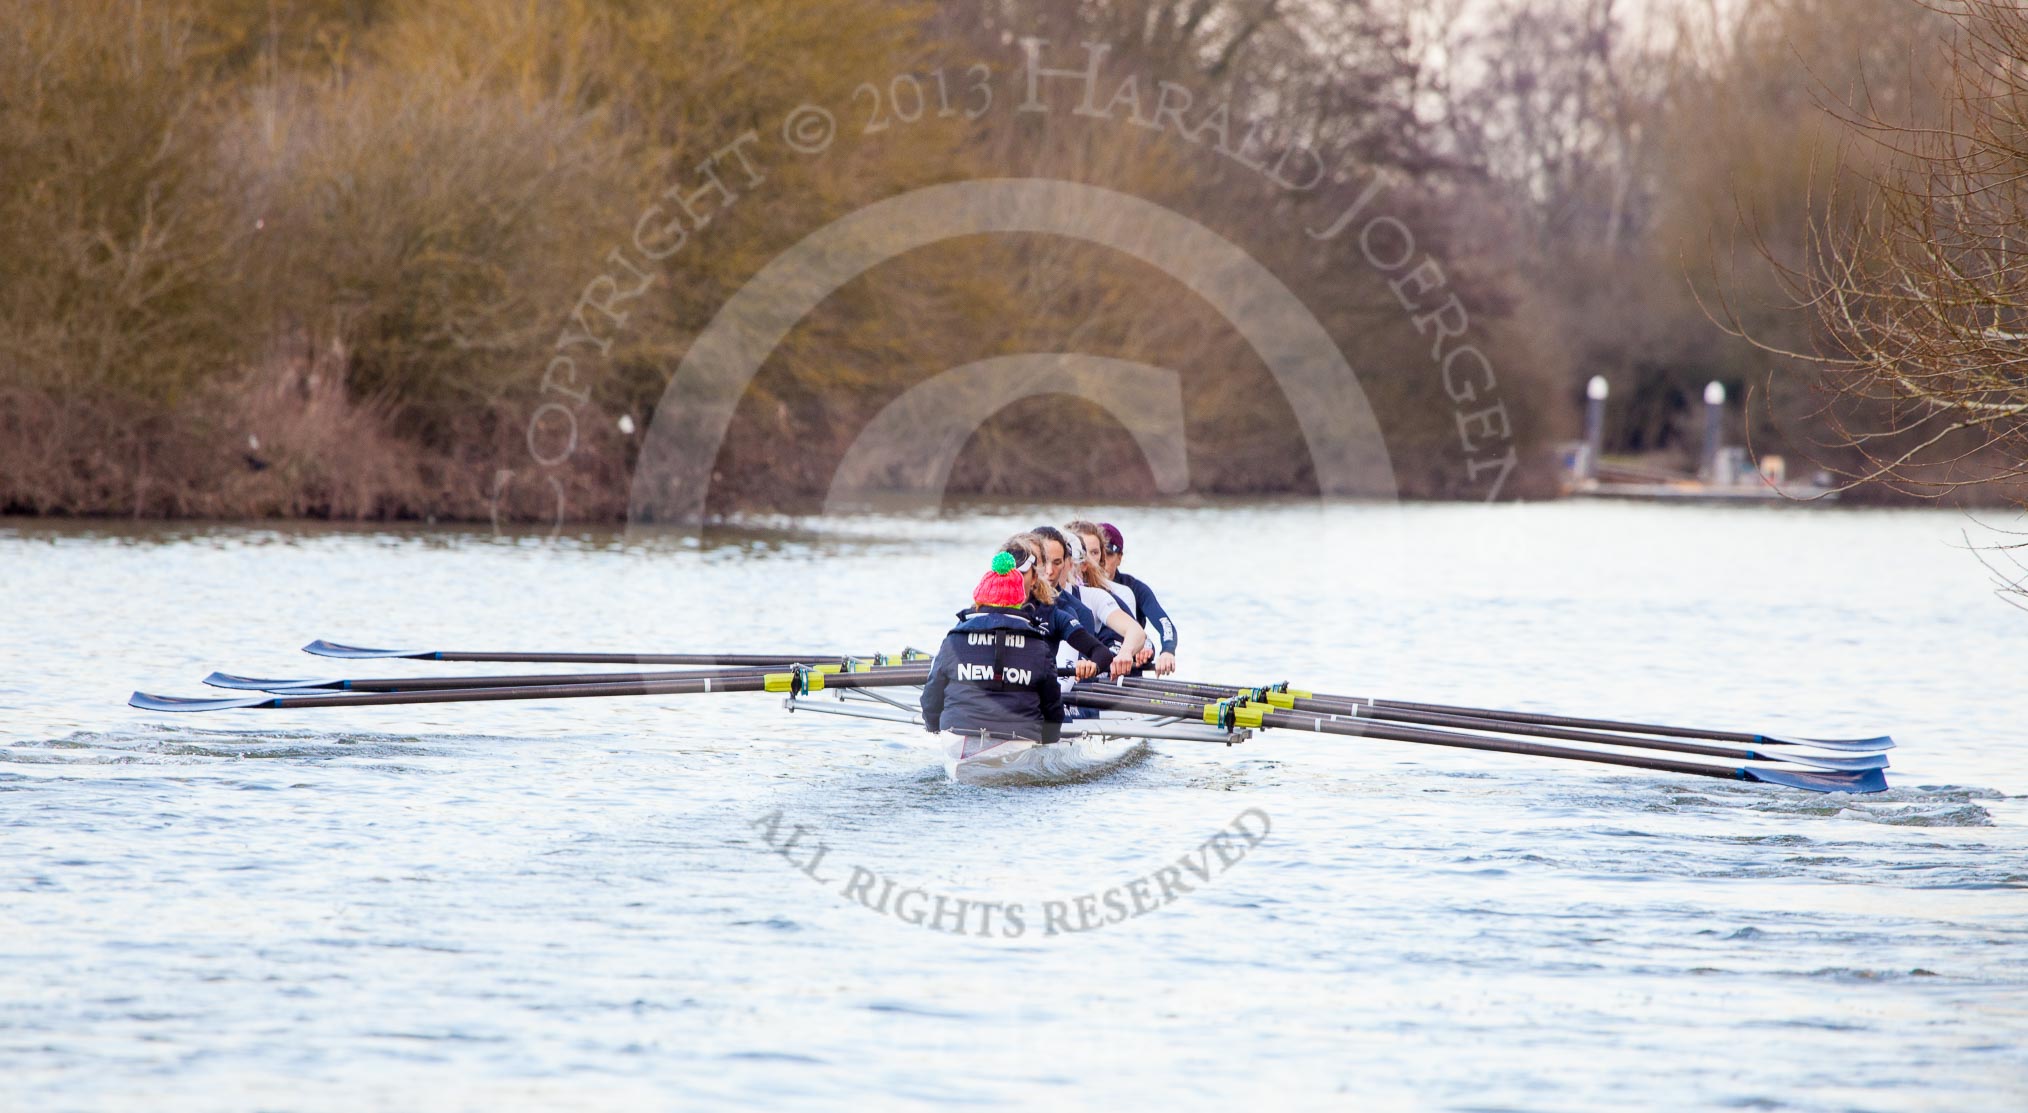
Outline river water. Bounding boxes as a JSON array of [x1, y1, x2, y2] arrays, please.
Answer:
[[3, 502, 2024, 1111]]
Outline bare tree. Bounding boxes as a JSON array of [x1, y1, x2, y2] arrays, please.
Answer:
[[1442, 0, 1669, 253], [1700, 0, 2028, 601], [1748, 0, 2028, 499]]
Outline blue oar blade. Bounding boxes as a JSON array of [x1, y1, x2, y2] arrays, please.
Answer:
[[1758, 750, 1889, 773], [205, 672, 341, 691], [1741, 765, 1890, 794], [302, 640, 426, 659], [129, 691, 275, 713], [1754, 733, 1895, 753]]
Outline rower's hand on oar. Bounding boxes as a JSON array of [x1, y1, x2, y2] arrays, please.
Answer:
[[1074, 660, 1098, 681], [1154, 652, 1176, 676], [1135, 645, 1154, 666], [1109, 653, 1134, 679]]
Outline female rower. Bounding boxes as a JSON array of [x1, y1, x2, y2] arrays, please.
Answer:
[[1096, 521, 1178, 675], [1001, 530, 1113, 681], [919, 548, 1065, 748], [1029, 525, 1139, 680], [1065, 519, 1177, 676]]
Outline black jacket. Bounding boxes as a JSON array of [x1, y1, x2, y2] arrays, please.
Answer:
[[919, 606, 1063, 743]]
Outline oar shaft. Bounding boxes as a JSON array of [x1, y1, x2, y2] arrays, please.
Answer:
[[1272, 710, 1751, 780], [301, 640, 921, 666], [1123, 676, 1775, 747], [1114, 678, 1786, 762], [1367, 698, 1760, 746], [1344, 703, 1775, 761], [414, 651, 878, 666], [268, 662, 929, 693], [1066, 688, 1755, 782], [236, 669, 919, 710]]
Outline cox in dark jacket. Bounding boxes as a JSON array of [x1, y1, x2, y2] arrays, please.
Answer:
[[919, 605, 1063, 744]]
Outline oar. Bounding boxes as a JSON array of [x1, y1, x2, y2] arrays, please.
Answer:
[[205, 659, 929, 693], [132, 665, 919, 714], [1064, 687, 1889, 794], [1374, 695, 1893, 752], [1120, 676, 1892, 753], [1112, 678, 1886, 772], [301, 639, 928, 666]]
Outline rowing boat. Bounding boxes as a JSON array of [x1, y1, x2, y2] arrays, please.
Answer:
[[127, 640, 1896, 794]]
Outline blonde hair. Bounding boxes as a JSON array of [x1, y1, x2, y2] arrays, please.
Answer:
[[1000, 532, 1057, 606], [1062, 519, 1110, 587]]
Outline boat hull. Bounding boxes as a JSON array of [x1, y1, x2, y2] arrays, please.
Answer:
[[939, 730, 1145, 787]]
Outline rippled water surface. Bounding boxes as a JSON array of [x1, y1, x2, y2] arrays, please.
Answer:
[[4, 503, 2025, 1111]]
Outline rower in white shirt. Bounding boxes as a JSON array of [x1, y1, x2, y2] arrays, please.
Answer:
[[1069, 519, 1178, 676], [1028, 525, 1142, 692]]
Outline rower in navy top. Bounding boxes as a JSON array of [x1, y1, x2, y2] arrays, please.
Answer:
[[1029, 525, 1138, 680], [1099, 522, 1177, 670], [1071, 521, 1178, 676], [988, 530, 1116, 680], [919, 549, 1065, 744]]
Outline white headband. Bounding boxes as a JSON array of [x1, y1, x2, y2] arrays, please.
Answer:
[[1062, 530, 1086, 564]]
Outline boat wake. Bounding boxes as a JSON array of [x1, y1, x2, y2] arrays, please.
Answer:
[[1660, 780, 2005, 827], [5, 725, 458, 765]]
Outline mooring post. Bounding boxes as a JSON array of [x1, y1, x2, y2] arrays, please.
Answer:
[[1581, 375, 1608, 480], [1701, 381, 1727, 482]]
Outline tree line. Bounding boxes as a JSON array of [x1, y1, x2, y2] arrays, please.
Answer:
[[0, 0, 2015, 519]]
